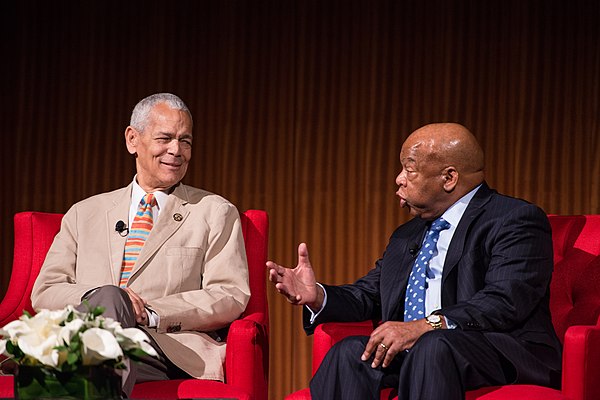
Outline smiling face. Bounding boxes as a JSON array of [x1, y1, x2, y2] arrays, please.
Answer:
[[125, 102, 193, 192]]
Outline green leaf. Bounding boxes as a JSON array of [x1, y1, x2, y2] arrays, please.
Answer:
[[67, 352, 78, 365]]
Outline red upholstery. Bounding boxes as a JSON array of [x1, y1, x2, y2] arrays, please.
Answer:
[[286, 215, 600, 400], [0, 210, 269, 400]]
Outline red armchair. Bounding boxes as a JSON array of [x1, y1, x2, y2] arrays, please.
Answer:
[[286, 215, 600, 400], [0, 210, 269, 400]]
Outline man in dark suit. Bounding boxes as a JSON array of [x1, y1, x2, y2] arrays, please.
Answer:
[[267, 123, 561, 399]]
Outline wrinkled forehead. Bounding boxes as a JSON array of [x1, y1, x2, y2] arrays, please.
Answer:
[[149, 105, 193, 129], [400, 137, 434, 164]]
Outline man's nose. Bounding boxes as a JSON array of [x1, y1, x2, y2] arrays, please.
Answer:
[[167, 139, 181, 155], [395, 172, 405, 186]]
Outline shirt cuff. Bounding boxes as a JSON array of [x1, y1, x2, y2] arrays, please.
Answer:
[[146, 307, 159, 328], [306, 283, 327, 324], [444, 316, 457, 329]]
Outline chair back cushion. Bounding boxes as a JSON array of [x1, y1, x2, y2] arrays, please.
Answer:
[[549, 215, 600, 342], [0, 212, 62, 325], [239, 210, 269, 325]]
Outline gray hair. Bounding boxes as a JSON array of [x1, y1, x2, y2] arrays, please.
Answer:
[[130, 93, 192, 131]]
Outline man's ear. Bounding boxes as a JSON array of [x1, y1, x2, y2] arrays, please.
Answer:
[[124, 126, 138, 155], [442, 167, 458, 192]]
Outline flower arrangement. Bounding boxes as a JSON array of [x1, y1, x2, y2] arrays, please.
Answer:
[[0, 304, 158, 399], [0, 304, 157, 371]]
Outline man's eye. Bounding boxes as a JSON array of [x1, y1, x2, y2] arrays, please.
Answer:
[[180, 139, 192, 148], [156, 137, 171, 143]]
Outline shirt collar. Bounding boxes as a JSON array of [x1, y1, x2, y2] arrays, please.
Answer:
[[131, 176, 170, 211], [440, 184, 482, 228]]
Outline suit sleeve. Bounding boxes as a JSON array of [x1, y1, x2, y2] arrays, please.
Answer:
[[440, 203, 554, 332], [31, 204, 104, 309], [303, 259, 383, 335]]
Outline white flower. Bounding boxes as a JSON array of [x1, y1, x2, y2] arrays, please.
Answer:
[[58, 318, 85, 345], [17, 330, 60, 367], [117, 328, 158, 357], [98, 316, 122, 334], [0, 319, 32, 339], [0, 339, 6, 355], [80, 328, 124, 366]]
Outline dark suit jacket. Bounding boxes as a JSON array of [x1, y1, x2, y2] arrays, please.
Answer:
[[304, 183, 562, 386]]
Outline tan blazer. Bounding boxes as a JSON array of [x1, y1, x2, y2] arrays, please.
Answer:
[[31, 183, 250, 380]]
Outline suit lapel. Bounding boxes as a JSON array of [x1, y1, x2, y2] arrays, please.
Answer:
[[107, 185, 133, 285], [442, 183, 494, 283], [128, 184, 190, 282]]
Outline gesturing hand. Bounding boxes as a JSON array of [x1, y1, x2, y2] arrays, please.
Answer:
[[266, 243, 323, 310], [361, 319, 431, 368]]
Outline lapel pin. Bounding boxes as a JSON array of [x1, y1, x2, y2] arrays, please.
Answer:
[[173, 213, 183, 222]]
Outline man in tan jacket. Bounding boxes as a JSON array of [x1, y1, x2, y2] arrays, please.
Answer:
[[32, 93, 250, 395]]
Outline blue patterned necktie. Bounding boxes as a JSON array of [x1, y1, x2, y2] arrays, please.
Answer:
[[404, 217, 451, 321]]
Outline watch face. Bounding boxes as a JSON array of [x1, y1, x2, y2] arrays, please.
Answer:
[[428, 315, 441, 323]]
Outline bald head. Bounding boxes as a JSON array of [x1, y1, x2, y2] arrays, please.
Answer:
[[406, 123, 484, 187], [396, 123, 485, 219]]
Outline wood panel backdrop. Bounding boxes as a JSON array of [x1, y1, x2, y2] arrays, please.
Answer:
[[3, 1, 600, 398]]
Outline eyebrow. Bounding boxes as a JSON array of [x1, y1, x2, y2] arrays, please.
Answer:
[[156, 132, 193, 139]]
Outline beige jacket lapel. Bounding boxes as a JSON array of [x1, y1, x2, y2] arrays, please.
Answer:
[[128, 184, 190, 283], [106, 185, 133, 285]]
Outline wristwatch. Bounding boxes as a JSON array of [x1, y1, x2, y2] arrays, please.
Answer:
[[425, 314, 443, 330]]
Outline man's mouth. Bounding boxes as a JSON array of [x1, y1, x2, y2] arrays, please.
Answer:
[[161, 161, 182, 168], [396, 190, 408, 208]]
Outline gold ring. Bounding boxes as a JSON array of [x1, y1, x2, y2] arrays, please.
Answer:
[[379, 343, 388, 350]]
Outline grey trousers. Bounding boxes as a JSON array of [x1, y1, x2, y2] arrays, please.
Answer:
[[77, 285, 188, 397]]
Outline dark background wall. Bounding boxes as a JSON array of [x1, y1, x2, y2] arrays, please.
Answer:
[[3, 1, 600, 398]]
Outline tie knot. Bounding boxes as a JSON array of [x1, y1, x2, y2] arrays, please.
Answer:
[[141, 193, 156, 208], [430, 217, 450, 232]]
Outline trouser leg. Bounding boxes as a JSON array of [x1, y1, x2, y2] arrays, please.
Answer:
[[77, 285, 187, 397], [396, 330, 513, 400], [310, 335, 398, 400]]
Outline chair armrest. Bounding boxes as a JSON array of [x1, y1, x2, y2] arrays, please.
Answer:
[[0, 212, 62, 326], [225, 315, 269, 400], [312, 321, 374, 375], [561, 323, 600, 400]]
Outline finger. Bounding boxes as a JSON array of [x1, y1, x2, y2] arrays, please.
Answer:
[[124, 288, 147, 321], [266, 262, 285, 280], [381, 347, 397, 368], [298, 243, 311, 266], [267, 267, 280, 283], [275, 283, 300, 303], [361, 336, 379, 361], [266, 260, 280, 271], [370, 342, 389, 368]]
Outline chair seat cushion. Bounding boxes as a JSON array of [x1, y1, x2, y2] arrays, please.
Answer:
[[131, 379, 251, 400], [286, 385, 566, 400], [465, 385, 566, 400]]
